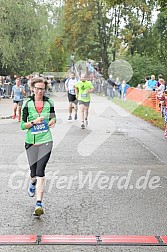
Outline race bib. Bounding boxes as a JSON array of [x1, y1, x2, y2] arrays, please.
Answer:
[[81, 93, 88, 98], [69, 89, 75, 95], [31, 120, 49, 134]]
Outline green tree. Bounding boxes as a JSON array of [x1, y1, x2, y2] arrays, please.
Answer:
[[125, 54, 166, 86], [40, 0, 167, 81], [63, 0, 118, 78], [0, 0, 51, 75], [45, 3, 68, 72], [153, 10, 167, 63], [158, 0, 167, 10]]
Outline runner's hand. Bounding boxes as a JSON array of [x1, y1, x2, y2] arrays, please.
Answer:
[[48, 119, 56, 128], [34, 116, 44, 124]]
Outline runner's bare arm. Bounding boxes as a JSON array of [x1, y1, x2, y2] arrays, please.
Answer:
[[10, 90, 14, 98], [87, 87, 95, 93], [75, 87, 79, 98], [20, 88, 26, 96]]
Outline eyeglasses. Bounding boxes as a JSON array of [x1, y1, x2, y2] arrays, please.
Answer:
[[34, 86, 45, 91]]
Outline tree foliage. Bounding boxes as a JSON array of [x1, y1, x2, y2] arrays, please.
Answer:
[[63, 0, 120, 77], [0, 0, 52, 75], [125, 54, 167, 86], [0, 0, 166, 82], [62, 0, 166, 81], [153, 10, 167, 63], [158, 0, 167, 10]]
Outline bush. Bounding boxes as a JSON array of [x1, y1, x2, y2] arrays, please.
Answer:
[[124, 54, 167, 87]]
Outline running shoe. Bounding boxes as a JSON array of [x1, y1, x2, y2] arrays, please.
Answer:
[[18, 117, 21, 122], [33, 203, 44, 217], [85, 119, 88, 126], [74, 114, 77, 120], [28, 182, 36, 197], [81, 122, 85, 129], [12, 114, 16, 119], [68, 115, 72, 120]]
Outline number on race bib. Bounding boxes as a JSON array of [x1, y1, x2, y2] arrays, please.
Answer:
[[81, 93, 88, 98], [31, 120, 49, 134]]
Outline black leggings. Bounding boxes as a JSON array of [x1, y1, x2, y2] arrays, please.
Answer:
[[25, 142, 53, 177]]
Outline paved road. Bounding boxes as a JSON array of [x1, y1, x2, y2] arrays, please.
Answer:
[[0, 93, 167, 252]]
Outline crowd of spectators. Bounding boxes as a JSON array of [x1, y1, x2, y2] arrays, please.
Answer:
[[0, 75, 68, 99], [0, 72, 166, 102], [0, 75, 30, 98]]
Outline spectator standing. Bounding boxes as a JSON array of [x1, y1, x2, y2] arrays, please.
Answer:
[[51, 78, 56, 92], [157, 78, 166, 93], [115, 77, 121, 98], [77, 64, 82, 78], [156, 74, 167, 90], [164, 104, 167, 139], [0, 76, 4, 97], [27, 75, 33, 96], [145, 75, 157, 91], [107, 75, 115, 100], [143, 76, 150, 89], [119, 80, 130, 102]]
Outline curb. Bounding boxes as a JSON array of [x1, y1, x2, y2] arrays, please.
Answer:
[[0, 116, 12, 120]]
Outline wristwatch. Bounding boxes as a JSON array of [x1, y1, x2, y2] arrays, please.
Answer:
[[30, 121, 34, 126]]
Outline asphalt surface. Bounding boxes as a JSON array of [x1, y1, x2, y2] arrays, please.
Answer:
[[0, 93, 167, 251]]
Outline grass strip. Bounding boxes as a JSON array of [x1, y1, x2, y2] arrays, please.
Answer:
[[112, 97, 165, 130]]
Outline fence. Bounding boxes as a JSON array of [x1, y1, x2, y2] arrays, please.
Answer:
[[96, 83, 161, 113], [126, 87, 160, 112], [0, 80, 162, 113], [0, 83, 13, 98], [0, 83, 30, 99]]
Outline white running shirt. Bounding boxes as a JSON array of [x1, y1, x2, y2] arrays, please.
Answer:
[[65, 78, 78, 95]]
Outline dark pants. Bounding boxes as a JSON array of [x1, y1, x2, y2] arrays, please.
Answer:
[[25, 142, 53, 177]]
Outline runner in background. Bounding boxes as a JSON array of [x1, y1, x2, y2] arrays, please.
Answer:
[[75, 74, 95, 129], [10, 76, 25, 122], [65, 72, 78, 120]]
